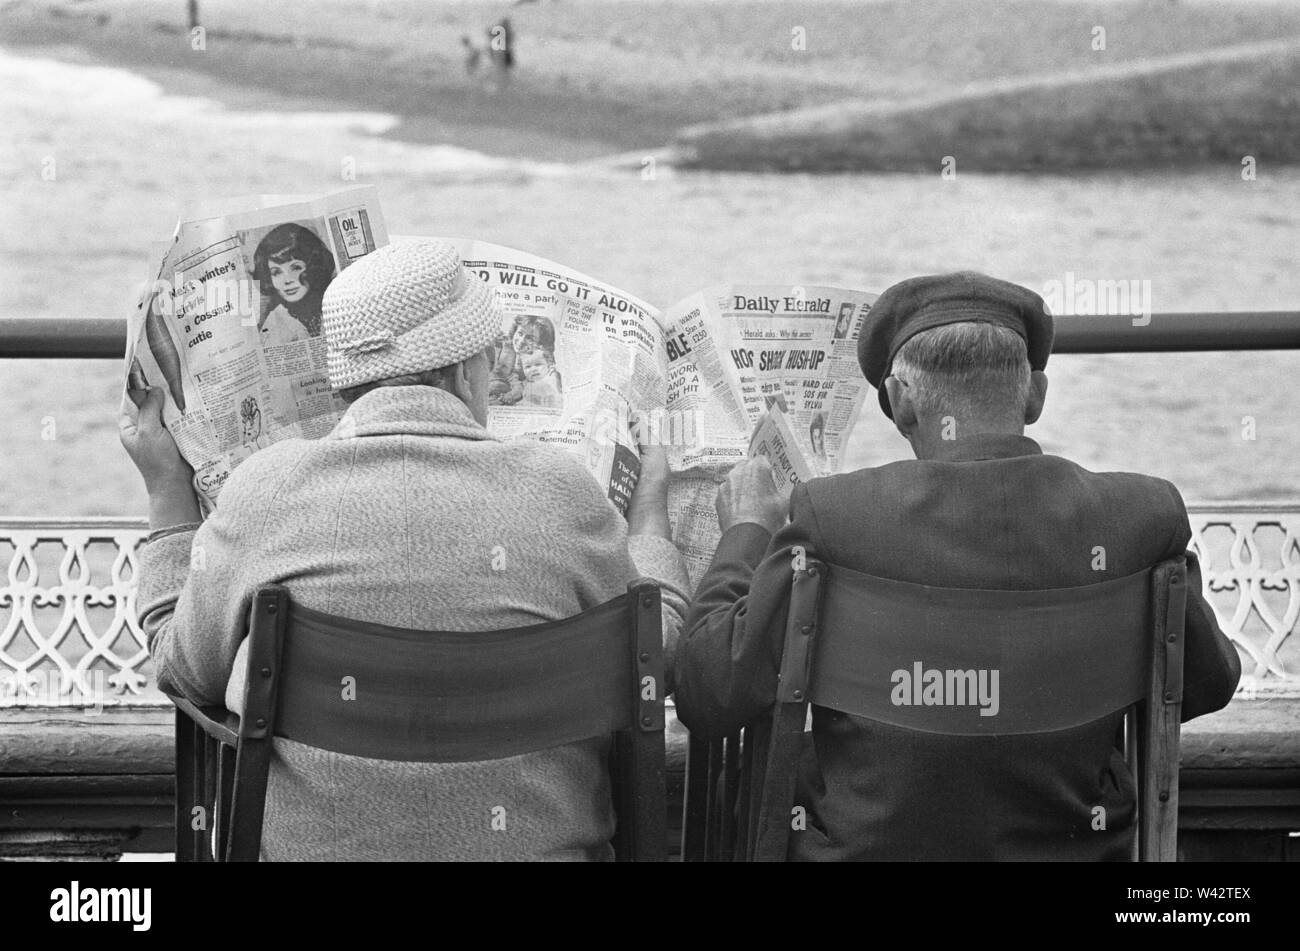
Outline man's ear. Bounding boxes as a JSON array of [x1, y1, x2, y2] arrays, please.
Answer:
[[884, 377, 917, 434], [446, 359, 473, 401], [453, 352, 493, 426], [1024, 370, 1048, 425]]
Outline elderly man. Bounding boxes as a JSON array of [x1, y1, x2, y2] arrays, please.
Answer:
[[120, 240, 690, 861], [674, 271, 1241, 861]]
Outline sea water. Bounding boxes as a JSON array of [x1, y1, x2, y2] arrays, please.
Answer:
[[0, 48, 1295, 515]]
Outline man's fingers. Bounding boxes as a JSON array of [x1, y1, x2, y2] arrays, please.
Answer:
[[732, 456, 775, 491]]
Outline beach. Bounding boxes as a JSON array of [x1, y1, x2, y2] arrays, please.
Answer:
[[5, 0, 1300, 166], [1, 0, 1297, 516]]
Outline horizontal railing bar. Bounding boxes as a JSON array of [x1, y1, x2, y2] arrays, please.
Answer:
[[1, 312, 1299, 359], [1183, 501, 1300, 515], [1, 318, 128, 360], [0, 517, 150, 531], [1, 505, 1296, 527], [1050, 312, 1300, 353]]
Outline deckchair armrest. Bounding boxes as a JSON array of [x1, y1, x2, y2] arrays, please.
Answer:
[[168, 694, 240, 748]]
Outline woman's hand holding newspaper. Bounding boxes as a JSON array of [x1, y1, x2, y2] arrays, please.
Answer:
[[626, 444, 672, 540], [119, 386, 201, 530]]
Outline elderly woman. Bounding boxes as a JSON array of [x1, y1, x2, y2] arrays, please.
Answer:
[[119, 240, 691, 861]]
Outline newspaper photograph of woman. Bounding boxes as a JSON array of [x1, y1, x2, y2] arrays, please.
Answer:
[[250, 222, 337, 346], [809, 411, 827, 461], [834, 302, 854, 340]]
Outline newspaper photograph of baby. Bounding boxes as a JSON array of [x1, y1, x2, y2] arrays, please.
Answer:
[[489, 313, 563, 408], [448, 238, 667, 515]]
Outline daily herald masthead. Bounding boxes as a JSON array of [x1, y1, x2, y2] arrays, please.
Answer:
[[732, 294, 831, 313]]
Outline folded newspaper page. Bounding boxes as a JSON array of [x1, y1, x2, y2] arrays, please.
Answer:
[[129, 206, 876, 585], [124, 186, 386, 513], [442, 239, 668, 515], [661, 284, 877, 583], [748, 405, 816, 499]]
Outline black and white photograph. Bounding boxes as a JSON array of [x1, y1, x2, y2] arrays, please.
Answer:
[[0, 0, 1295, 925], [247, 220, 336, 345], [490, 313, 561, 407]]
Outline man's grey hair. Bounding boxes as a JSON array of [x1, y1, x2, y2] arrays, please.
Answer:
[[889, 322, 1032, 419], [337, 367, 453, 405], [336, 343, 502, 404]]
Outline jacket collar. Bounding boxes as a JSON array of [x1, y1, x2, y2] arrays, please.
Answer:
[[327, 385, 496, 441], [928, 432, 1042, 463]]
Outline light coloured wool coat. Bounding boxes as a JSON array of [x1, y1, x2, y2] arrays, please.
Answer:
[[138, 385, 691, 861]]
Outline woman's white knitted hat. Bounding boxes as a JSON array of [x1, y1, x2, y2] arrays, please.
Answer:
[[321, 241, 502, 391]]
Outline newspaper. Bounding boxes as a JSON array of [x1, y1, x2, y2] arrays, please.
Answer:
[[661, 284, 877, 583], [128, 206, 875, 585], [444, 239, 668, 514], [124, 186, 386, 513], [748, 405, 816, 499], [415, 246, 876, 576]]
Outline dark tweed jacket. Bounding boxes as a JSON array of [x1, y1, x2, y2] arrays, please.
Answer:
[[674, 433, 1241, 861]]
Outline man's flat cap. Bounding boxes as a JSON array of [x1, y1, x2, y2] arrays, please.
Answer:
[[858, 271, 1053, 418]]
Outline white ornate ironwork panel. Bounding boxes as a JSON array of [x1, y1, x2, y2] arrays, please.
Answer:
[[0, 508, 1297, 707], [1187, 505, 1299, 696], [0, 519, 160, 707]]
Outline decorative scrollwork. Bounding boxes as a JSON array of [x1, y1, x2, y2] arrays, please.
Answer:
[[0, 508, 1296, 707], [1188, 506, 1299, 695], [0, 519, 159, 707]]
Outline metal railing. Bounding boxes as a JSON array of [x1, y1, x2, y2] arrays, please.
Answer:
[[1, 316, 1297, 704], [2, 311, 1300, 359], [1, 507, 1294, 707]]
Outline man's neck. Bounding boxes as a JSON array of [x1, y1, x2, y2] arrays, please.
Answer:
[[908, 418, 1025, 460]]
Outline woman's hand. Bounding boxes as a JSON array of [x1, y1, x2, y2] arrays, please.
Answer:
[[634, 442, 671, 496], [120, 386, 202, 529], [119, 387, 190, 489], [626, 443, 671, 538]]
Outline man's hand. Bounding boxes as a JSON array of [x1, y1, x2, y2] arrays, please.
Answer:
[[716, 457, 787, 534]]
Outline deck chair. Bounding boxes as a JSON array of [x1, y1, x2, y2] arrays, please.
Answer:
[[169, 580, 667, 862], [681, 556, 1187, 862]]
